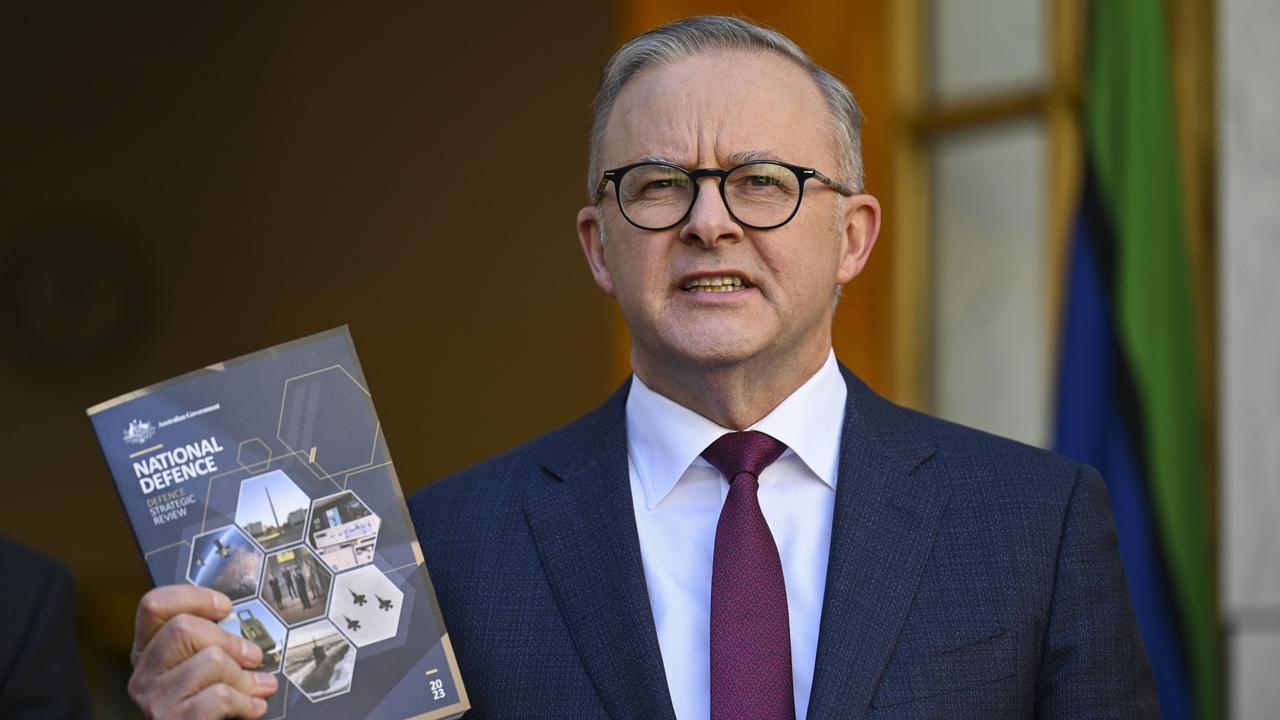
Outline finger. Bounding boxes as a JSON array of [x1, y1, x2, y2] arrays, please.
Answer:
[[162, 645, 277, 703], [130, 640, 275, 718], [133, 586, 231, 661], [175, 682, 269, 720], [135, 613, 263, 678]]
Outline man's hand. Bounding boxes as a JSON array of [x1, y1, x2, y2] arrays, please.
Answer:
[[128, 585, 279, 719]]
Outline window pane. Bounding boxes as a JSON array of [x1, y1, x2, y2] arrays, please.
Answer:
[[930, 0, 1047, 101], [930, 119, 1049, 447]]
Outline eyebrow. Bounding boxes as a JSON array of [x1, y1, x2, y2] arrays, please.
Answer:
[[633, 149, 784, 168], [726, 149, 783, 165], [638, 153, 681, 165]]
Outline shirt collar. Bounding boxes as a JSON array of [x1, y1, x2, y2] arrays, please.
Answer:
[[625, 350, 847, 510]]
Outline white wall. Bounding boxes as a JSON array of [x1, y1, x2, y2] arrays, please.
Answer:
[[1220, 1, 1280, 717]]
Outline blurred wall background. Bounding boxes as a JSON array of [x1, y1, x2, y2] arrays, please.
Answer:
[[2, 1, 1275, 718], [1220, 0, 1280, 717], [0, 3, 618, 714]]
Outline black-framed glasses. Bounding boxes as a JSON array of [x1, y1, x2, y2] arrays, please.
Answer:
[[595, 160, 855, 231]]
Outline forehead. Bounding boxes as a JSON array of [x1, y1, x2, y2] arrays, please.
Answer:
[[603, 50, 833, 169]]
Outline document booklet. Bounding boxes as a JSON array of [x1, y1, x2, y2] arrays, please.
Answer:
[[88, 327, 468, 719]]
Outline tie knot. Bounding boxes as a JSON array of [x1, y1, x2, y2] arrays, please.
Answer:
[[702, 430, 788, 483]]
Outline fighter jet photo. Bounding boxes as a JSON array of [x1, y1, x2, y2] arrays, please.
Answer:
[[213, 538, 232, 557], [344, 615, 361, 632], [330, 566, 404, 647]]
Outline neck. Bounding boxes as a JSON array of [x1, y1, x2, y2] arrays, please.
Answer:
[[631, 338, 831, 430]]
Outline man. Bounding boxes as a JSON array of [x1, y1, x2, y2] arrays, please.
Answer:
[[126, 16, 1157, 719], [267, 574, 282, 608]]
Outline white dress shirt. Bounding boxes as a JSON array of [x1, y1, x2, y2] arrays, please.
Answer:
[[626, 350, 847, 720]]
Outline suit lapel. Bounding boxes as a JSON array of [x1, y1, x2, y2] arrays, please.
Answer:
[[806, 368, 947, 719], [523, 382, 677, 720]]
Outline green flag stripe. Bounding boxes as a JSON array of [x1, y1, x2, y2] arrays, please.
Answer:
[[1083, 2, 1219, 719]]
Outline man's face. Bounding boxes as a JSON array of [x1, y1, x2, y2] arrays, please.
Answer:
[[578, 50, 879, 380]]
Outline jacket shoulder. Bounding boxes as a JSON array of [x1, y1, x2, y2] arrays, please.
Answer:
[[845, 369, 1085, 505]]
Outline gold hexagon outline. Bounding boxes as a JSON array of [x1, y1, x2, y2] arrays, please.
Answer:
[[275, 366, 379, 482], [343, 460, 395, 495], [144, 539, 191, 561], [143, 540, 192, 587], [236, 438, 273, 473], [343, 462, 425, 568]]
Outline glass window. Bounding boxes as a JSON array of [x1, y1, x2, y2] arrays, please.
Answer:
[[930, 0, 1047, 101], [929, 119, 1050, 447]]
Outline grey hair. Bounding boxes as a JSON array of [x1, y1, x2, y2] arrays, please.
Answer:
[[587, 15, 864, 201]]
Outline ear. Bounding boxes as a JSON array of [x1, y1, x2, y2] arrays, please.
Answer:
[[835, 193, 882, 285], [577, 204, 616, 295]]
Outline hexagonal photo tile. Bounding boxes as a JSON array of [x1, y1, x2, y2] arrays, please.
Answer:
[[187, 525, 263, 603], [283, 619, 356, 702], [328, 565, 405, 647], [308, 490, 381, 572], [260, 545, 332, 627], [220, 599, 287, 673], [235, 470, 312, 551]]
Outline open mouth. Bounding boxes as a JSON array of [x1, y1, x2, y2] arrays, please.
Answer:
[[681, 275, 752, 293]]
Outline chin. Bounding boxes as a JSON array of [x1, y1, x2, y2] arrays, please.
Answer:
[[659, 333, 767, 370]]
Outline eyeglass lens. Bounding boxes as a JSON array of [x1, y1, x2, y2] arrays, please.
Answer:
[[617, 162, 802, 229]]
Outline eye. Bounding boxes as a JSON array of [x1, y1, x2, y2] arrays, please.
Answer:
[[645, 174, 691, 190], [644, 177, 678, 190], [727, 163, 794, 195], [622, 168, 692, 203]]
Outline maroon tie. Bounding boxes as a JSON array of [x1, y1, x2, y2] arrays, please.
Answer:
[[702, 431, 794, 720]]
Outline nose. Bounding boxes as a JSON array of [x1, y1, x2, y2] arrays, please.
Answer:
[[679, 177, 743, 248]]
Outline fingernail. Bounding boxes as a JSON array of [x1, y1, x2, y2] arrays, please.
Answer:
[[252, 696, 268, 713], [255, 672, 277, 690], [213, 592, 231, 614]]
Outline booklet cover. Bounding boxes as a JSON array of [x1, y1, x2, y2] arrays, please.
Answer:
[[87, 327, 468, 719]]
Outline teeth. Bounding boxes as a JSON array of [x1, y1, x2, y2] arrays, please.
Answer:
[[683, 275, 747, 292]]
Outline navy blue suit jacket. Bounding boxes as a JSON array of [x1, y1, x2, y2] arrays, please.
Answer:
[[0, 537, 92, 720], [408, 367, 1158, 718]]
